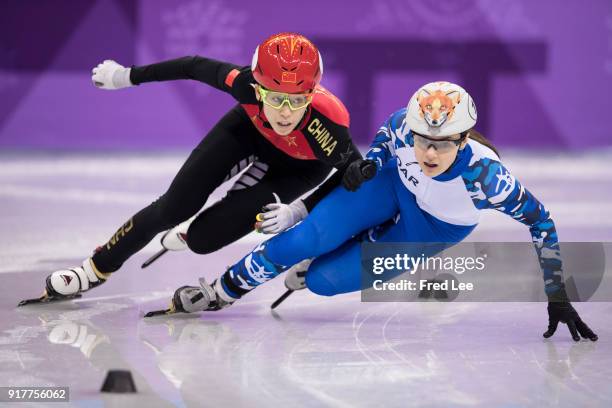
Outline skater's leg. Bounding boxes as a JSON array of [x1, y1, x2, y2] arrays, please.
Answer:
[[217, 165, 400, 299], [306, 183, 477, 296], [40, 108, 258, 299], [265, 164, 401, 264], [305, 239, 363, 296], [150, 172, 395, 314], [145, 162, 331, 315], [185, 160, 330, 254], [92, 107, 255, 273]]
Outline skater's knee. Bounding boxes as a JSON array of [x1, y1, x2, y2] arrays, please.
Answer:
[[305, 254, 359, 296], [186, 234, 222, 254], [184, 217, 227, 254], [305, 268, 338, 297]]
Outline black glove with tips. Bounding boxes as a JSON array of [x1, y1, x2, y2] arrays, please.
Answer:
[[543, 289, 598, 342], [342, 159, 377, 192]]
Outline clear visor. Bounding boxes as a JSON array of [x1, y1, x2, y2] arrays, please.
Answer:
[[412, 132, 464, 153]]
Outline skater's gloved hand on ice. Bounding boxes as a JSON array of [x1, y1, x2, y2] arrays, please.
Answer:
[[91, 60, 133, 90], [255, 193, 307, 234], [543, 289, 598, 342], [342, 159, 377, 192]]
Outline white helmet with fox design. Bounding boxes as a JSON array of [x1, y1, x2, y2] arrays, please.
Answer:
[[405, 81, 477, 137]]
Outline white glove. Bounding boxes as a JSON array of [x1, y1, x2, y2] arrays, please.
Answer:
[[255, 193, 308, 234], [91, 60, 133, 90]]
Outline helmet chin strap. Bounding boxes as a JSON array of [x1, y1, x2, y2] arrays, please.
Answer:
[[458, 131, 469, 150]]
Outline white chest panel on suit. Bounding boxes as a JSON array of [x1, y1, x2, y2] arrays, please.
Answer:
[[394, 146, 480, 226]]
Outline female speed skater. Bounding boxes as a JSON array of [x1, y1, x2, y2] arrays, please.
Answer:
[[20, 33, 371, 306], [161, 81, 598, 342]]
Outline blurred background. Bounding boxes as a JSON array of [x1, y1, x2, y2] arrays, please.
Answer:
[[2, 0, 611, 150], [2, 3, 612, 406]]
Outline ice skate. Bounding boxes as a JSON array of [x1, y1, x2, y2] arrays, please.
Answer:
[[141, 217, 193, 269], [18, 258, 109, 307], [144, 278, 235, 317], [271, 259, 311, 309]]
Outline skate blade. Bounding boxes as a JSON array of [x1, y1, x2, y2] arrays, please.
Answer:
[[271, 289, 294, 310], [143, 308, 177, 318], [141, 248, 168, 269], [17, 293, 82, 307], [144, 300, 179, 318]]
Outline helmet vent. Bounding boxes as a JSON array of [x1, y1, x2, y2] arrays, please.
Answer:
[[253, 34, 322, 93]]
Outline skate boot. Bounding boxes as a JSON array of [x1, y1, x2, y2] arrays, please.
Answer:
[[284, 259, 311, 291], [271, 259, 312, 309], [144, 278, 236, 317], [18, 258, 110, 306], [141, 217, 193, 268]]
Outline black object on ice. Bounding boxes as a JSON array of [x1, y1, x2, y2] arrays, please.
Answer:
[[143, 308, 175, 318], [141, 248, 168, 268], [101, 370, 137, 393], [271, 289, 294, 310]]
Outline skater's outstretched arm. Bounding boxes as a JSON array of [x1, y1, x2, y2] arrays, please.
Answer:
[[92, 56, 245, 94], [464, 158, 597, 341], [129, 56, 243, 92], [467, 158, 562, 296]]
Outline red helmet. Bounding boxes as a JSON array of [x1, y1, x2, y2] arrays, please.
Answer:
[[251, 33, 323, 94]]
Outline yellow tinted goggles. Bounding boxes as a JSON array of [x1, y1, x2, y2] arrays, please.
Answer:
[[258, 86, 313, 111]]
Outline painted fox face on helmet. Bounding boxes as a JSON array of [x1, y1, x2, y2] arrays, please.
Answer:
[[251, 33, 323, 94], [405, 81, 477, 138]]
